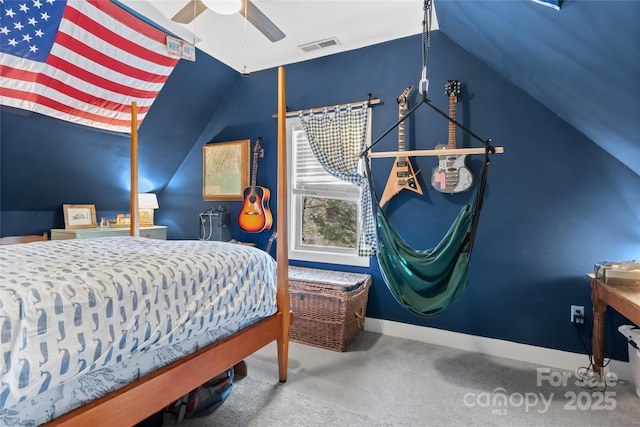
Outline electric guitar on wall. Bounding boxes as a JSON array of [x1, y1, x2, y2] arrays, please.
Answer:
[[431, 80, 473, 194], [238, 137, 273, 233], [379, 85, 423, 207]]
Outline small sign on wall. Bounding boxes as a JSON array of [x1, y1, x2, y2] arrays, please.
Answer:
[[166, 36, 196, 61]]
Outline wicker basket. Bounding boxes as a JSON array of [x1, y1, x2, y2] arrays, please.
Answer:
[[288, 266, 372, 352]]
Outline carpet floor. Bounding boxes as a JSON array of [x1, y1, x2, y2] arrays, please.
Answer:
[[164, 331, 639, 426]]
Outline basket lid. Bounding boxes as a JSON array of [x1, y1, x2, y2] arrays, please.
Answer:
[[288, 266, 370, 292]]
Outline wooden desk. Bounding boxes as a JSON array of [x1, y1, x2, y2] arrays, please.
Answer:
[[588, 273, 640, 376]]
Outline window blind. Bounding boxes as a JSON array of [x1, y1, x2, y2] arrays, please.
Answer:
[[292, 124, 360, 198]]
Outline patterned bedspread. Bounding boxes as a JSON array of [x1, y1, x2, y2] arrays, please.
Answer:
[[0, 237, 277, 412]]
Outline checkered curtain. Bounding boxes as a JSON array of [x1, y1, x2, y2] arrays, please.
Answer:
[[298, 104, 377, 256]]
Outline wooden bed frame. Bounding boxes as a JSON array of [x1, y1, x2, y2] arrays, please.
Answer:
[[46, 67, 291, 426]]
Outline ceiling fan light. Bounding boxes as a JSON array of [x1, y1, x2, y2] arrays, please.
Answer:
[[202, 0, 242, 15]]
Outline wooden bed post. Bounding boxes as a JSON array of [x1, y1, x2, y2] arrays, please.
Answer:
[[130, 101, 139, 236], [276, 66, 291, 383]]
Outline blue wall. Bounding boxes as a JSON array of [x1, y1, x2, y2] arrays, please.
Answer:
[[164, 32, 640, 361], [1, 31, 638, 361], [1, 48, 239, 230], [435, 0, 640, 176]]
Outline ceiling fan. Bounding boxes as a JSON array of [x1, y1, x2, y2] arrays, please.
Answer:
[[171, 0, 286, 42]]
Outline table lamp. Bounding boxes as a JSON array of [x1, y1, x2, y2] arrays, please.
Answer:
[[138, 193, 159, 227]]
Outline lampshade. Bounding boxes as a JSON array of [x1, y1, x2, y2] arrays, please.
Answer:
[[202, 0, 241, 15], [138, 193, 159, 209]]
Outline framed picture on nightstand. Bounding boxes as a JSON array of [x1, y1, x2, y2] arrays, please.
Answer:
[[63, 204, 97, 229]]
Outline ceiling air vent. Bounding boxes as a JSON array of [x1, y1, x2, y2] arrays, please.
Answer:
[[298, 37, 341, 53]]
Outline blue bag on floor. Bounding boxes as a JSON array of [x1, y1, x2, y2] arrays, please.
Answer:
[[168, 368, 234, 422]]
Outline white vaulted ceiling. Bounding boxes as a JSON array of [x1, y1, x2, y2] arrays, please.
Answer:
[[119, 0, 433, 74]]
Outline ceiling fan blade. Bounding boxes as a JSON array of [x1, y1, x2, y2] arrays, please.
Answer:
[[171, 0, 208, 24], [172, 0, 284, 43], [241, 0, 285, 42]]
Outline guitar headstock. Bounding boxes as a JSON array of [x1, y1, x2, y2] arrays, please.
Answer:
[[253, 137, 263, 155], [445, 80, 461, 102], [397, 85, 413, 106]]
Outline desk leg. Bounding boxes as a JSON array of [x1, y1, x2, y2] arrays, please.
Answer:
[[591, 283, 606, 377]]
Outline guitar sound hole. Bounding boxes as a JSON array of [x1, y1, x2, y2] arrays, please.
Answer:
[[249, 196, 256, 203]]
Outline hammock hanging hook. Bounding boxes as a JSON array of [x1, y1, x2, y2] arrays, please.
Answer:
[[419, 66, 429, 96], [419, 0, 432, 97]]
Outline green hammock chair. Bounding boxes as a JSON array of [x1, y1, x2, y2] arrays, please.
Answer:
[[358, 0, 495, 317], [366, 148, 490, 317]]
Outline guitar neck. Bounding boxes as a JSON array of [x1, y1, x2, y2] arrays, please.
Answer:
[[447, 96, 456, 150], [251, 154, 258, 188], [398, 104, 407, 155]]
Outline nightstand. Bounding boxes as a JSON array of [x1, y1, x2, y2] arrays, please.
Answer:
[[51, 226, 167, 240]]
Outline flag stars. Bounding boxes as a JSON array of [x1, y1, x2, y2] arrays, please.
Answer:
[[0, 0, 62, 62]]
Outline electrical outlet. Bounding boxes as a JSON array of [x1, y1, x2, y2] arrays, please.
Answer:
[[571, 305, 585, 324]]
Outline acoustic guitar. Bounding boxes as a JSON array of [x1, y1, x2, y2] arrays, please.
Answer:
[[431, 80, 473, 194], [238, 137, 273, 233], [379, 85, 423, 207]]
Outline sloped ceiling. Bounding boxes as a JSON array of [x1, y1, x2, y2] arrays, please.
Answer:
[[122, 0, 639, 176], [435, 0, 640, 176]]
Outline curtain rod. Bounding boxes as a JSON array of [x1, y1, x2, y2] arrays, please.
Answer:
[[272, 97, 381, 118]]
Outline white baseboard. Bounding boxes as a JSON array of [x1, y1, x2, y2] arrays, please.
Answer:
[[364, 317, 631, 381]]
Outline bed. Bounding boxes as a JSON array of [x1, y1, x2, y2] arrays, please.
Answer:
[[0, 67, 291, 426]]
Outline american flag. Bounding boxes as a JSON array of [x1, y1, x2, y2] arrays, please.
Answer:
[[433, 171, 447, 190], [0, 0, 179, 133]]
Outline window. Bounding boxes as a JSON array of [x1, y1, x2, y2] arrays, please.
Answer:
[[287, 116, 370, 267]]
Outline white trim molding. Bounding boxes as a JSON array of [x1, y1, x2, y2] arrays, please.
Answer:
[[364, 318, 632, 381]]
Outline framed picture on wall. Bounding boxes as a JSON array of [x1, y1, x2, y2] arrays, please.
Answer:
[[203, 139, 250, 201], [63, 204, 97, 229]]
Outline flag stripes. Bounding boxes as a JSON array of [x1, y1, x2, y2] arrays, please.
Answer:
[[0, 0, 180, 133]]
